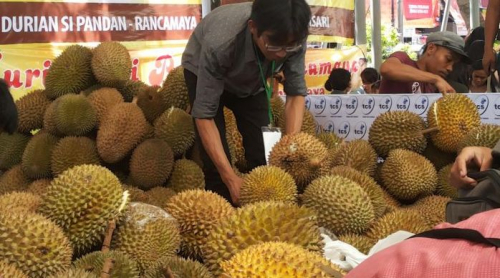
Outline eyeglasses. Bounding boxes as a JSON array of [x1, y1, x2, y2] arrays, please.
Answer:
[[265, 43, 302, 53]]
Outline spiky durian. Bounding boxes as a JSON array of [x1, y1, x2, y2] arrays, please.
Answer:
[[166, 159, 205, 193], [91, 42, 131, 86], [154, 107, 195, 157], [0, 132, 31, 170], [16, 89, 51, 133], [51, 136, 100, 176], [240, 165, 297, 205]]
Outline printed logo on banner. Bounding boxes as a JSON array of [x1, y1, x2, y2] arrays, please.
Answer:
[[474, 95, 489, 115], [378, 96, 393, 112], [395, 96, 411, 111], [337, 121, 351, 138], [328, 96, 343, 115], [353, 121, 367, 139], [305, 96, 312, 110], [413, 95, 430, 115], [362, 96, 376, 115], [494, 96, 500, 116], [345, 96, 359, 115], [312, 96, 327, 115], [324, 121, 335, 132]]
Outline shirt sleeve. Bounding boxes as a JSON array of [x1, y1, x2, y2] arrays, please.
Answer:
[[191, 44, 228, 119], [389, 51, 412, 64], [282, 41, 308, 97]]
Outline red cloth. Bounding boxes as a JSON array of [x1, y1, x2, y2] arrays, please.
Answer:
[[378, 51, 437, 94], [346, 209, 500, 278]]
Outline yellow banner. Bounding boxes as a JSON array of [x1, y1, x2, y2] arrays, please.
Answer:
[[307, 0, 354, 10], [277, 46, 367, 95], [1, 41, 189, 100]]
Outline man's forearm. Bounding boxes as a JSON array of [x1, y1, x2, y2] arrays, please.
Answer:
[[195, 118, 235, 180], [284, 95, 305, 135], [485, 0, 500, 49], [380, 59, 440, 84]]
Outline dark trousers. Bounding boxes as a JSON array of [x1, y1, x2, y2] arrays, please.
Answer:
[[184, 69, 269, 205]]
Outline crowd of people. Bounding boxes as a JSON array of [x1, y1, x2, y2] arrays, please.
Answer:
[[325, 27, 499, 95]]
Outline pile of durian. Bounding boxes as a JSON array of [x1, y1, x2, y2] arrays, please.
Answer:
[[1, 41, 499, 278]]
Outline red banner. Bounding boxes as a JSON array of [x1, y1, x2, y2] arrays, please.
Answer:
[[0, 2, 201, 45]]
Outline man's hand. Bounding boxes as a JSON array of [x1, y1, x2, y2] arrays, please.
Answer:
[[450, 146, 493, 189], [222, 173, 243, 206], [435, 77, 456, 94], [483, 48, 497, 75]]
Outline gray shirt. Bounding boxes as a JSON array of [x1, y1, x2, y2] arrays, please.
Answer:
[[181, 2, 308, 119]]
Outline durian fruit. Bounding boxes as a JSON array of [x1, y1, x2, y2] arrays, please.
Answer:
[[224, 107, 246, 171], [166, 189, 234, 260], [220, 242, 345, 278], [302, 175, 375, 235], [45, 45, 95, 99], [28, 179, 52, 196], [116, 79, 148, 102], [316, 131, 343, 157], [0, 165, 31, 195], [154, 107, 195, 157], [436, 164, 458, 198], [159, 65, 190, 112], [270, 96, 285, 127], [407, 195, 451, 228], [129, 139, 174, 190], [331, 166, 386, 218], [43, 101, 60, 135], [0, 132, 30, 170], [91, 42, 132, 86], [48, 268, 97, 278], [73, 251, 139, 278], [269, 132, 329, 189], [53, 94, 97, 136], [277, 106, 317, 135], [137, 85, 167, 124], [202, 201, 324, 275], [97, 103, 148, 163], [0, 261, 28, 278], [368, 111, 427, 157], [0, 212, 73, 278], [38, 164, 127, 254], [111, 202, 181, 272], [338, 234, 377, 255], [457, 124, 500, 152], [381, 149, 437, 203], [143, 256, 213, 278], [240, 165, 297, 205], [82, 84, 106, 96], [166, 159, 205, 193], [16, 89, 51, 133], [332, 139, 378, 177], [422, 139, 457, 170], [87, 87, 124, 124], [0, 192, 41, 213], [51, 136, 100, 176], [122, 185, 149, 203], [367, 209, 430, 240], [381, 188, 400, 213], [144, 187, 177, 208], [427, 94, 481, 153], [21, 133, 59, 179]]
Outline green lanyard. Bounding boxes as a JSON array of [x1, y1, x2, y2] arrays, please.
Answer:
[[255, 52, 276, 124]]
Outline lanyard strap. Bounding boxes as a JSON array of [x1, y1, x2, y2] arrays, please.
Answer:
[[255, 48, 276, 125]]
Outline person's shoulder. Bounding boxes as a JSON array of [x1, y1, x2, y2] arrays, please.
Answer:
[[388, 51, 412, 61]]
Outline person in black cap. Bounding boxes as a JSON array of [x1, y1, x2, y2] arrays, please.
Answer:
[[0, 79, 18, 134], [379, 31, 471, 94]]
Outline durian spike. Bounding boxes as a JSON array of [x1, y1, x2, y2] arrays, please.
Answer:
[[101, 219, 116, 253], [317, 263, 345, 278], [163, 267, 175, 278], [421, 126, 439, 135], [220, 274, 231, 278], [100, 258, 115, 278]]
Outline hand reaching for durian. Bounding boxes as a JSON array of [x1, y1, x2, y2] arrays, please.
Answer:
[[450, 147, 493, 188], [435, 77, 456, 95], [225, 174, 243, 206]]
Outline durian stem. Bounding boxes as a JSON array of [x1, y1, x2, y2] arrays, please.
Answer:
[[421, 126, 439, 135], [100, 258, 115, 278], [162, 267, 175, 278], [317, 263, 345, 278], [102, 219, 116, 253]]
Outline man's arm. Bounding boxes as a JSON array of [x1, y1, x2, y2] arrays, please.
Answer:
[[380, 56, 455, 93], [483, 0, 500, 73], [191, 44, 243, 204], [282, 42, 308, 134]]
